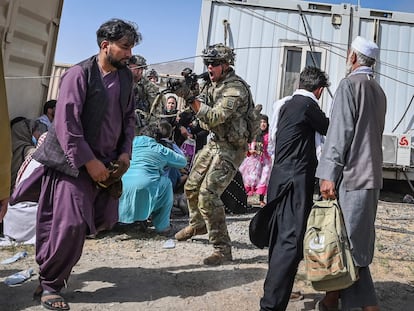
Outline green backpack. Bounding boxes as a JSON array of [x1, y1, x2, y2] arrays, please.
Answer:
[[303, 199, 359, 291]]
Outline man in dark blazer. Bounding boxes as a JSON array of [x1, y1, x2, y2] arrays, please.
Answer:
[[260, 67, 330, 311]]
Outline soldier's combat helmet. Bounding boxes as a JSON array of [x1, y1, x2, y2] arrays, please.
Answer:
[[202, 43, 235, 65], [146, 68, 158, 79], [129, 54, 147, 69]]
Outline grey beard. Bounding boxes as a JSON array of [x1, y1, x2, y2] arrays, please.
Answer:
[[345, 60, 353, 76]]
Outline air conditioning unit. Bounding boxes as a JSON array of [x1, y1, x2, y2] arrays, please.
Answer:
[[382, 133, 411, 166], [396, 134, 411, 166], [382, 134, 397, 164]]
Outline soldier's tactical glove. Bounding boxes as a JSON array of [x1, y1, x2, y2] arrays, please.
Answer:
[[173, 81, 189, 98], [174, 83, 199, 106]]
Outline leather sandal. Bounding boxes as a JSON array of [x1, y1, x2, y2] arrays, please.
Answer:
[[33, 284, 43, 301], [289, 291, 304, 301], [41, 291, 70, 311]]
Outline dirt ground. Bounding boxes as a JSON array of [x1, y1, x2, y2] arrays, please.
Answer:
[[0, 189, 413, 311]]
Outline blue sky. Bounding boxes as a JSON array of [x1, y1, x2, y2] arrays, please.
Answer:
[[55, 0, 414, 66]]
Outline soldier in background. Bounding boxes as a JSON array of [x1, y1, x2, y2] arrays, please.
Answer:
[[146, 68, 159, 84], [173, 43, 254, 265], [128, 55, 160, 130]]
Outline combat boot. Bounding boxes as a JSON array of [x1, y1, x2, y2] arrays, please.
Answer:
[[203, 247, 232, 265], [175, 225, 207, 241]]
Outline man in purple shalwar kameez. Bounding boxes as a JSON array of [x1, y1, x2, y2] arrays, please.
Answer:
[[29, 19, 141, 310]]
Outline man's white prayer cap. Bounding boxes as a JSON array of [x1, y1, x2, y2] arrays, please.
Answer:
[[351, 36, 379, 60]]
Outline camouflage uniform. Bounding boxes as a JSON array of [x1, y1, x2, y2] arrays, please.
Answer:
[[133, 76, 159, 112], [133, 76, 161, 127], [129, 54, 163, 129], [146, 68, 159, 83], [184, 68, 251, 257]]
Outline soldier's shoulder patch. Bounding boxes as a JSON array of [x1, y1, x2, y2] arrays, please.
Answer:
[[225, 98, 235, 109]]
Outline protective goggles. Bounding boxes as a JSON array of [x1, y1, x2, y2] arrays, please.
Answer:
[[203, 60, 223, 67]]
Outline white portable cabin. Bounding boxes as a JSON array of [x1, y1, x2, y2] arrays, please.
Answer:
[[195, 0, 414, 182]]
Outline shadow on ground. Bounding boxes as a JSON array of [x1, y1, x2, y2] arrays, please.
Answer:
[[0, 264, 266, 310]]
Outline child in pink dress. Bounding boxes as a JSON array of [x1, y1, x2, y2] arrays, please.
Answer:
[[239, 114, 272, 207]]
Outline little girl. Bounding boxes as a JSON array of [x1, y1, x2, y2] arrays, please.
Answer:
[[239, 114, 272, 207]]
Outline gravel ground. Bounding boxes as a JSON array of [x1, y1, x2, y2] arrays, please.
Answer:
[[0, 190, 413, 311]]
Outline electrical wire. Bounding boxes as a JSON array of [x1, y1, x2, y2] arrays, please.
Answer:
[[297, 3, 334, 98], [5, 0, 414, 90], [392, 95, 414, 133], [215, 0, 414, 87]]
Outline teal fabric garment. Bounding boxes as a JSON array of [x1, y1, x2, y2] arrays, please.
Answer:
[[118, 136, 187, 231]]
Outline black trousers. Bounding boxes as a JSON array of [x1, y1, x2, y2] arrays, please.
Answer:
[[260, 187, 311, 311]]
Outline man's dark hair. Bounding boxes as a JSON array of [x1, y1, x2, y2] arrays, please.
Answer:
[[96, 18, 142, 47], [158, 120, 173, 139], [43, 99, 56, 114], [178, 111, 193, 127], [139, 122, 163, 142], [299, 67, 330, 92], [33, 119, 48, 135]]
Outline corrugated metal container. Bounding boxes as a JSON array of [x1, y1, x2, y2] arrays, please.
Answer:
[[0, 0, 64, 119], [47, 62, 71, 101], [195, 0, 414, 134]]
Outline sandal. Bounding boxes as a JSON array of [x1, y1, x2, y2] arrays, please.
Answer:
[[41, 291, 70, 311], [33, 285, 43, 301], [289, 291, 304, 301], [315, 300, 339, 311]]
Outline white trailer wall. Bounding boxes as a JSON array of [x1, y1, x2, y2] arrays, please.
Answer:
[[355, 8, 414, 134], [195, 0, 414, 137], [196, 0, 353, 117]]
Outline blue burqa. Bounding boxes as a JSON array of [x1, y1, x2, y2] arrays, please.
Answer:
[[118, 135, 187, 231]]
